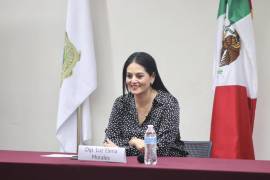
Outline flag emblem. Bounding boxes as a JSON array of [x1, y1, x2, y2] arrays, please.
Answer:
[[61, 32, 81, 84], [220, 26, 240, 67]]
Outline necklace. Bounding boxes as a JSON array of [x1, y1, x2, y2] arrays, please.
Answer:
[[137, 103, 152, 124], [136, 89, 157, 125]]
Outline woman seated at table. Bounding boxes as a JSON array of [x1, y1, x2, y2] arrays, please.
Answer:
[[104, 52, 187, 157]]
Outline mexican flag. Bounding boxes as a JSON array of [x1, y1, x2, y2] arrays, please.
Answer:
[[210, 0, 257, 159], [56, 0, 97, 153]]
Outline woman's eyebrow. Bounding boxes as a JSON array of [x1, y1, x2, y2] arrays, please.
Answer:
[[128, 71, 144, 74]]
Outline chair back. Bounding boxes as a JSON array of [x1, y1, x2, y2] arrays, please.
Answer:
[[183, 141, 212, 158]]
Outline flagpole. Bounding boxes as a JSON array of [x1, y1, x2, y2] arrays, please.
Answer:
[[77, 105, 83, 153]]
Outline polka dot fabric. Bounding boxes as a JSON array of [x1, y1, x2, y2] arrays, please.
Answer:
[[105, 90, 187, 157]]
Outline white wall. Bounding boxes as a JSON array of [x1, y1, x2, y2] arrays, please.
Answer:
[[0, 0, 66, 151], [0, 0, 269, 160]]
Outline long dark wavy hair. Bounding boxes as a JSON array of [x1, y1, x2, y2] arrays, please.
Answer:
[[122, 52, 169, 96]]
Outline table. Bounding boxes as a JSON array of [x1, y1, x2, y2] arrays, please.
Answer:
[[1, 150, 270, 180]]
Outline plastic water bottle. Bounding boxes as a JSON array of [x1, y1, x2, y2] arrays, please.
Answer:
[[144, 125, 157, 165]]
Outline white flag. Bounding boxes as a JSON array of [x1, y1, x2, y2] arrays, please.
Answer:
[[56, 0, 97, 153]]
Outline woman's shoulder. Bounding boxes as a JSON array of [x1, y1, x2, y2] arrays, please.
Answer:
[[156, 90, 179, 106], [113, 93, 133, 106]]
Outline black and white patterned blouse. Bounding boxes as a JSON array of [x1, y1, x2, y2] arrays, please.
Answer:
[[105, 90, 187, 157]]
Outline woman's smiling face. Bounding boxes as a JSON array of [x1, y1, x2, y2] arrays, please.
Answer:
[[126, 62, 154, 95]]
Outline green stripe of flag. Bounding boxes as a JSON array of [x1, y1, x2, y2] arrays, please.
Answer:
[[217, 0, 227, 18], [218, 0, 251, 24]]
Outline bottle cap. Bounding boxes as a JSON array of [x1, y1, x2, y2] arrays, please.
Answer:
[[147, 125, 154, 130]]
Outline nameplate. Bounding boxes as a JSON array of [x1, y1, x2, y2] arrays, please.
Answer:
[[78, 145, 127, 163]]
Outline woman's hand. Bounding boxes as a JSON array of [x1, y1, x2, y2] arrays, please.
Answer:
[[129, 137, 145, 153], [103, 138, 118, 147]]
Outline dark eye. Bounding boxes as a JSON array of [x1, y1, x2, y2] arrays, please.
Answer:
[[127, 73, 133, 79], [136, 74, 144, 79]]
